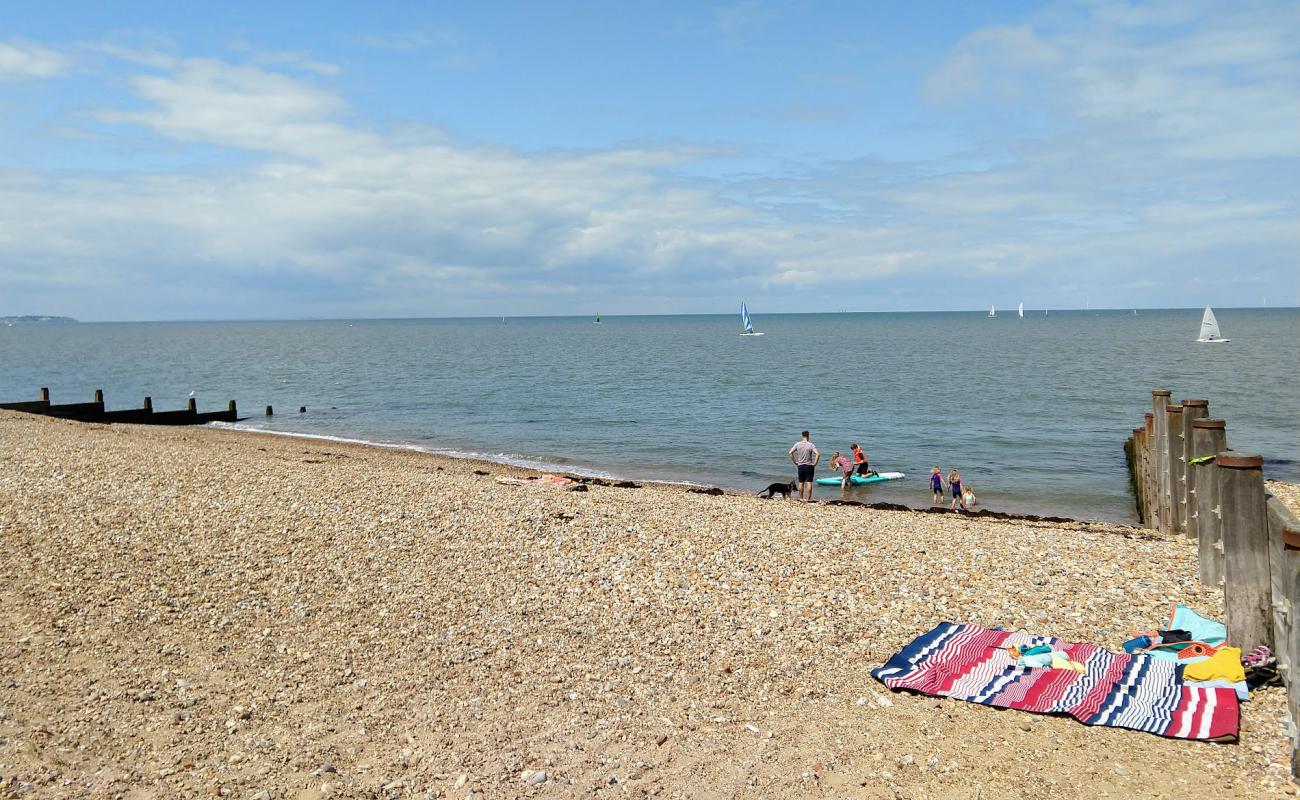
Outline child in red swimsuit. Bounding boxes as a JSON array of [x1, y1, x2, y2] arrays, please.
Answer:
[[851, 443, 875, 476]]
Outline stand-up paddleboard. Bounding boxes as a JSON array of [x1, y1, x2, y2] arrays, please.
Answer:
[[815, 471, 905, 486]]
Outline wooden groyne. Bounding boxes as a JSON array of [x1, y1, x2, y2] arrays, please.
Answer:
[[0, 387, 241, 425], [1126, 390, 1300, 778]]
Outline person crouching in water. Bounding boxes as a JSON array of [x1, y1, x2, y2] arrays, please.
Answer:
[[830, 451, 855, 490], [948, 469, 963, 510], [851, 443, 877, 477]]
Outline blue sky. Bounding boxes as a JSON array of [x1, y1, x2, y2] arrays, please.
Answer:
[[0, 0, 1296, 320]]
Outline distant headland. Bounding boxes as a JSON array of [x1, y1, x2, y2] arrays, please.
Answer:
[[1, 315, 78, 325]]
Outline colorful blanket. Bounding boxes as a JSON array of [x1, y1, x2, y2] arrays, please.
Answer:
[[872, 622, 1239, 742]]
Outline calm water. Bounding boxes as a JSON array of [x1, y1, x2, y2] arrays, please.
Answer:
[[2, 309, 1296, 522]]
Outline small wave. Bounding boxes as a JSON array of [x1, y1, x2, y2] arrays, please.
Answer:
[[209, 422, 434, 455], [207, 422, 714, 487]]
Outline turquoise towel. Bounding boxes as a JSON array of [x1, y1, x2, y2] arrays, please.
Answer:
[[1168, 605, 1226, 646]]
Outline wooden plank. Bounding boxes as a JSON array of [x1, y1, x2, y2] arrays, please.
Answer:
[[1218, 454, 1274, 652], [1266, 496, 1299, 686]]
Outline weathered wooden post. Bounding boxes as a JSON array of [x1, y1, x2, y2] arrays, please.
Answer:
[[1136, 428, 1149, 524], [1152, 391, 1172, 531], [94, 389, 104, 403], [1265, 496, 1299, 686], [1178, 399, 1208, 537], [1276, 513, 1300, 780], [1132, 428, 1146, 523], [143, 396, 153, 412], [39, 387, 50, 403], [265, 405, 274, 416], [1218, 453, 1273, 652], [1143, 413, 1156, 527], [187, 397, 197, 413], [1193, 419, 1228, 587], [1289, 539, 1300, 780], [1126, 431, 1143, 523], [1163, 402, 1184, 534], [228, 400, 237, 414]]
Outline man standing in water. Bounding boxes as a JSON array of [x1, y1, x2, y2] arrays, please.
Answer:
[[788, 430, 820, 501]]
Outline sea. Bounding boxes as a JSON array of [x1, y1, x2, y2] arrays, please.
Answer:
[[2, 308, 1296, 523]]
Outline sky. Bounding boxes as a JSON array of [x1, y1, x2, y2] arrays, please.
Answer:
[[0, 0, 1296, 320]]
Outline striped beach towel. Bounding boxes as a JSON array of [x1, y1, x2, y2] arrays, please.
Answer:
[[872, 622, 1239, 742]]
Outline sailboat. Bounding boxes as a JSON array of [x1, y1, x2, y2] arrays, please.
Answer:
[[1196, 306, 1230, 343], [1017, 302, 1024, 318], [987, 304, 996, 318], [739, 302, 764, 336], [594, 312, 601, 324]]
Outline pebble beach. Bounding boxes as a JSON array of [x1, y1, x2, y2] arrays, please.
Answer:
[[0, 410, 1296, 799]]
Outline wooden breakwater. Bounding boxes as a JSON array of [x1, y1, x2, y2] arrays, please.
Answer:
[[0, 387, 240, 425], [1126, 390, 1300, 778]]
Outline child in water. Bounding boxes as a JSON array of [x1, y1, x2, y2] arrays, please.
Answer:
[[948, 469, 963, 510], [962, 485, 977, 509], [829, 451, 855, 489], [851, 443, 876, 477], [930, 467, 943, 504]]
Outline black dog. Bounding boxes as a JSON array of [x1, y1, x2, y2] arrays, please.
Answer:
[[759, 480, 796, 499]]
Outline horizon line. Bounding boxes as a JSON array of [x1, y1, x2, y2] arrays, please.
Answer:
[[4, 305, 1297, 324]]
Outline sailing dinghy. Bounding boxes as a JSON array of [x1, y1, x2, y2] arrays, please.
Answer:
[[739, 302, 764, 336], [1196, 306, 1230, 343], [988, 304, 996, 318]]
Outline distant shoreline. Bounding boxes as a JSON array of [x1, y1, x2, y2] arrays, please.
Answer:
[[0, 315, 77, 325]]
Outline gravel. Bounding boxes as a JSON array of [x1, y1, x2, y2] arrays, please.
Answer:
[[0, 410, 1296, 798], [1267, 480, 1300, 519]]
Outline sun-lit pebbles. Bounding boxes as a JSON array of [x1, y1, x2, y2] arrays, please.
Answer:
[[0, 409, 1296, 798]]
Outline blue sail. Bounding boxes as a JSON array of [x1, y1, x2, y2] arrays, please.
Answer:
[[740, 302, 753, 334]]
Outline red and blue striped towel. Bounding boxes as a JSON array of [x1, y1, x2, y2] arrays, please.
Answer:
[[872, 622, 1239, 742]]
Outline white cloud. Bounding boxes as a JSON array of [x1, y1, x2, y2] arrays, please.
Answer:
[[1, 52, 829, 315], [713, 1, 775, 42], [94, 59, 361, 156], [924, 25, 1061, 105], [349, 29, 489, 71], [927, 2, 1300, 160], [1, 4, 1297, 319], [0, 40, 70, 81]]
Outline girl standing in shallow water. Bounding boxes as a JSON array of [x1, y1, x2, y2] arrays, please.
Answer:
[[947, 469, 963, 510], [829, 451, 855, 489], [930, 467, 944, 504]]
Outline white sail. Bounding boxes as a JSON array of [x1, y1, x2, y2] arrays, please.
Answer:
[[988, 304, 996, 317], [1196, 306, 1228, 342], [739, 302, 763, 335], [1018, 302, 1024, 318]]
